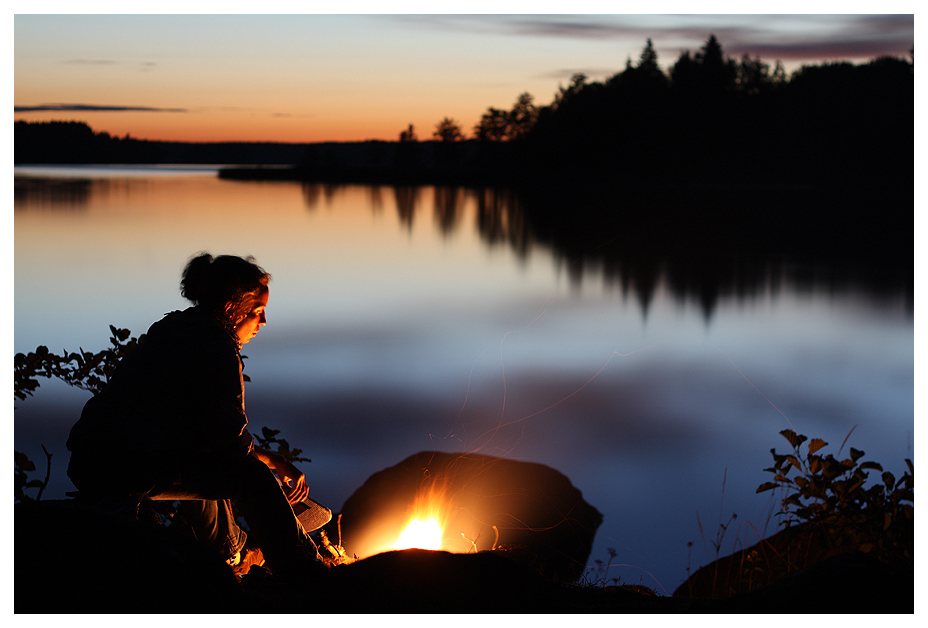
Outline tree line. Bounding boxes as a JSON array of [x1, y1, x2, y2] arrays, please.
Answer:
[[15, 35, 913, 191], [466, 36, 912, 190]]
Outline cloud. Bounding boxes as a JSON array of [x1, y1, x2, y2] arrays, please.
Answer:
[[396, 14, 644, 40], [61, 59, 119, 65], [61, 59, 159, 70], [725, 39, 913, 62], [14, 103, 187, 113], [506, 17, 643, 40], [700, 15, 914, 62], [401, 14, 913, 65], [535, 68, 618, 81]]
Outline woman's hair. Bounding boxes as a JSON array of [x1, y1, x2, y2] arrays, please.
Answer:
[[180, 253, 271, 327]]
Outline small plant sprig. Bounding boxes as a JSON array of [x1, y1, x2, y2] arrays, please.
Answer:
[[14, 446, 52, 503], [756, 429, 913, 563], [14, 325, 145, 401], [14, 326, 144, 503], [254, 426, 311, 464], [582, 547, 619, 587]]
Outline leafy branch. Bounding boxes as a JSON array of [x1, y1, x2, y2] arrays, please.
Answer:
[[13, 328, 142, 503], [255, 426, 311, 464], [14, 325, 145, 401], [757, 429, 913, 562], [14, 446, 52, 503]]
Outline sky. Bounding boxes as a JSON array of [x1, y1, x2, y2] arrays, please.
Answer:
[[11, 6, 917, 144]]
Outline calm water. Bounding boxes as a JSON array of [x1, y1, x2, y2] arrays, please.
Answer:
[[13, 166, 913, 593]]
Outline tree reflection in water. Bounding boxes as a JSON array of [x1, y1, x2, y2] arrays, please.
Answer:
[[298, 181, 912, 322]]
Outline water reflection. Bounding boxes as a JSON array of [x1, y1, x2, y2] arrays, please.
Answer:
[[475, 187, 530, 255], [433, 186, 465, 236], [394, 185, 419, 229], [14, 169, 913, 593], [14, 176, 93, 210], [293, 181, 912, 321], [18, 175, 911, 323]]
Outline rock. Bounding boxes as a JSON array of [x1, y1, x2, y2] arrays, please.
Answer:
[[14, 497, 912, 613], [716, 551, 914, 613], [326, 451, 603, 582], [15, 499, 246, 613], [674, 521, 914, 613], [329, 548, 560, 613]]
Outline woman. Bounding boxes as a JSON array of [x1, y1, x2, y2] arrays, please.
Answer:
[[67, 253, 318, 579]]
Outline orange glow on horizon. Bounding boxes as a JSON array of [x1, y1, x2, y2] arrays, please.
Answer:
[[14, 85, 490, 144], [14, 111, 465, 144]]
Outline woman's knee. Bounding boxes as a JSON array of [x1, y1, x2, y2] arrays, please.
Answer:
[[235, 454, 285, 496]]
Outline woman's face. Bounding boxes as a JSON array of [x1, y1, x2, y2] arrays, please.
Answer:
[[234, 289, 269, 345]]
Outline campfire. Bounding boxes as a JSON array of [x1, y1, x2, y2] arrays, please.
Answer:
[[332, 452, 602, 582], [392, 517, 443, 550]]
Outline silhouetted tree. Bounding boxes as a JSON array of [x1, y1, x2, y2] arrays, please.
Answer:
[[737, 54, 771, 95], [669, 34, 737, 96], [433, 117, 464, 142], [552, 73, 587, 109], [639, 38, 659, 68], [431, 117, 465, 170], [669, 51, 699, 92], [474, 92, 539, 142], [607, 38, 670, 97], [399, 124, 417, 142], [695, 34, 738, 92], [634, 38, 668, 88], [474, 107, 510, 142], [395, 124, 421, 170], [508, 92, 538, 140], [771, 60, 788, 86]]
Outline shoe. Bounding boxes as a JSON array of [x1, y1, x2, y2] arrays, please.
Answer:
[[229, 546, 266, 577]]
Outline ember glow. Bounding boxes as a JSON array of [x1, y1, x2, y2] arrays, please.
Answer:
[[393, 518, 443, 551]]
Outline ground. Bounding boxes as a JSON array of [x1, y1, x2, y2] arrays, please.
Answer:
[[14, 499, 913, 614]]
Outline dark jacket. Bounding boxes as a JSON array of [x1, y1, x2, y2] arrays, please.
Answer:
[[67, 307, 255, 495]]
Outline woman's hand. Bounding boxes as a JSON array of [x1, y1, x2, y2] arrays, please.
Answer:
[[253, 446, 309, 504], [275, 456, 309, 504]]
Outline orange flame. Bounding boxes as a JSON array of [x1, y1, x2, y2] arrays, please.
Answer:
[[393, 517, 443, 550]]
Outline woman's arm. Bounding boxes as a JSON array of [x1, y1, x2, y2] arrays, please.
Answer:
[[252, 445, 309, 504]]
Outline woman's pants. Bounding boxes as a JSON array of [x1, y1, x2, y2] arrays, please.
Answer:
[[146, 454, 310, 576]]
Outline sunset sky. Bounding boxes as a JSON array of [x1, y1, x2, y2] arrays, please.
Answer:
[[12, 8, 917, 143]]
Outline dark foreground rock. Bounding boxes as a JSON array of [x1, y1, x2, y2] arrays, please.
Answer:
[[325, 451, 603, 582], [15, 499, 246, 613], [674, 515, 914, 613], [16, 498, 913, 614]]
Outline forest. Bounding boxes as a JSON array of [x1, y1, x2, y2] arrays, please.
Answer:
[[15, 36, 914, 193]]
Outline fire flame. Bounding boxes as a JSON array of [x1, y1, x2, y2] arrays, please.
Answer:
[[392, 517, 443, 551]]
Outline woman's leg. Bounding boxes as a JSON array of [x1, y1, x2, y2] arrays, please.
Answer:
[[152, 454, 316, 577], [174, 499, 247, 561], [220, 456, 313, 576]]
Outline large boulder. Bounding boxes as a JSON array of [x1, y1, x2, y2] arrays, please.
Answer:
[[327, 451, 602, 582]]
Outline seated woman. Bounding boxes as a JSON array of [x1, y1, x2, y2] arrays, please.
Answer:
[[67, 253, 321, 579]]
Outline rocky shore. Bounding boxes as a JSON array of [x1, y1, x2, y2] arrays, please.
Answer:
[[15, 499, 913, 614]]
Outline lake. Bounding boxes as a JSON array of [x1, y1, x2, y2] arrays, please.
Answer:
[[13, 165, 913, 594]]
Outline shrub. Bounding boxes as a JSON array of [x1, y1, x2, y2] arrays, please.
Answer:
[[756, 429, 913, 564]]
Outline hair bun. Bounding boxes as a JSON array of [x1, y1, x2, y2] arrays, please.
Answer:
[[180, 252, 270, 309]]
